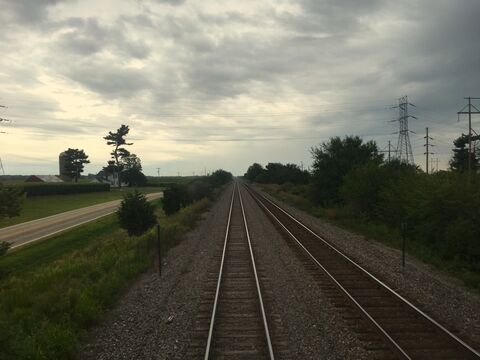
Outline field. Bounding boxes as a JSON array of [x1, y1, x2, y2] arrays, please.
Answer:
[[0, 197, 210, 360], [0, 187, 162, 229]]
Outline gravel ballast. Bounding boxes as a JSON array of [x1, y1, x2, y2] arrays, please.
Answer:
[[256, 185, 480, 350]]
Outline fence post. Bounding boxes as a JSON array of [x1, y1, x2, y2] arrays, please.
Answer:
[[156, 224, 161, 276], [401, 221, 407, 271]]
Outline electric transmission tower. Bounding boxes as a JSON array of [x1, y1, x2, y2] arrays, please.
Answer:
[[457, 97, 480, 173], [393, 95, 416, 164]]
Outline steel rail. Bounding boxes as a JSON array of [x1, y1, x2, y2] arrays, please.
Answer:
[[204, 183, 275, 359], [246, 184, 480, 359], [203, 183, 236, 360], [238, 184, 275, 360]]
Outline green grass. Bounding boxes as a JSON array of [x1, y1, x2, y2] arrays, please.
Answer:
[[0, 187, 162, 229], [0, 197, 210, 360], [260, 184, 480, 291]]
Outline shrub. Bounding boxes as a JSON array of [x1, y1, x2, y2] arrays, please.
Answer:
[[162, 184, 191, 216], [187, 179, 213, 202], [117, 191, 157, 236], [0, 242, 10, 256], [0, 185, 23, 218]]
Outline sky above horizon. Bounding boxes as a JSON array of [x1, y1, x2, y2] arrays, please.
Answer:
[[0, 0, 479, 176]]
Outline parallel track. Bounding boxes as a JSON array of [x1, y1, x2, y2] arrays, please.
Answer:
[[202, 183, 275, 359], [246, 184, 480, 360]]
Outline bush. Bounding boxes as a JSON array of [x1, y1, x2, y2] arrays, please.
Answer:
[[0, 242, 10, 256], [9, 183, 110, 197], [0, 185, 23, 218], [117, 191, 157, 236], [187, 179, 213, 202], [162, 184, 191, 216]]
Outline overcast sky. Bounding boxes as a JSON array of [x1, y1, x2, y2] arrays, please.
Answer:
[[0, 0, 478, 176]]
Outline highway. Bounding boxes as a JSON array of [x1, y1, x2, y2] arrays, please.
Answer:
[[0, 192, 163, 249]]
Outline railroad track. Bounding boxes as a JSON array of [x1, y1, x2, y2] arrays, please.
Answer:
[[189, 183, 277, 359], [245, 184, 480, 360]]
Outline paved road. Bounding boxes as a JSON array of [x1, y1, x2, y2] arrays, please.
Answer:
[[0, 192, 163, 249]]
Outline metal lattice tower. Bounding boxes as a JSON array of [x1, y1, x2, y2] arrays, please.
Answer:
[[394, 95, 416, 164]]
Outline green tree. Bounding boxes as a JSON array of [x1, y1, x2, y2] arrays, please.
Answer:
[[244, 163, 264, 182], [117, 191, 156, 236], [0, 184, 24, 255], [449, 134, 479, 172], [209, 169, 233, 187], [104, 124, 133, 187], [310, 136, 383, 205], [61, 148, 90, 182], [341, 160, 417, 219], [121, 154, 147, 187]]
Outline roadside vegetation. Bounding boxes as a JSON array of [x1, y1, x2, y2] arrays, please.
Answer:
[[0, 186, 219, 359], [163, 169, 233, 215], [245, 135, 480, 290]]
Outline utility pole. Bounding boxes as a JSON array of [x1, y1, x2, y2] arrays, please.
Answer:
[[457, 97, 480, 173], [0, 104, 9, 175], [157, 167, 161, 177], [424, 127, 434, 174], [393, 95, 416, 164], [379, 140, 395, 161]]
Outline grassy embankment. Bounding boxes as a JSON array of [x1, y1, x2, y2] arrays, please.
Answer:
[[260, 183, 480, 290], [0, 195, 210, 360], [0, 187, 162, 229]]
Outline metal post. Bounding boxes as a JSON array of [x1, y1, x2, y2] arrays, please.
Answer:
[[401, 222, 407, 270], [156, 224, 161, 275]]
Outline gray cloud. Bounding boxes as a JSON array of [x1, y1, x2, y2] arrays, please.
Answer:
[[1, 0, 479, 175], [0, 0, 67, 25], [66, 61, 151, 97]]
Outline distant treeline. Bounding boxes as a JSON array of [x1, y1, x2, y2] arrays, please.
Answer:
[[162, 169, 233, 215], [244, 162, 310, 185], [244, 135, 480, 287]]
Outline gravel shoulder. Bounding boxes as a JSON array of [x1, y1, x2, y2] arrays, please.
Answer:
[[77, 184, 233, 360], [256, 185, 480, 350]]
